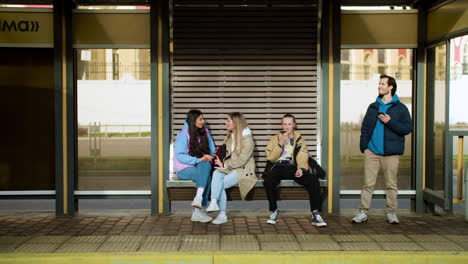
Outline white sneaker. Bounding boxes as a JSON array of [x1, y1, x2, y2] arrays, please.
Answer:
[[311, 212, 327, 227], [206, 201, 219, 213], [191, 210, 212, 223], [211, 214, 228, 225], [352, 211, 368, 223], [191, 195, 202, 209], [267, 209, 280, 225], [386, 212, 400, 224]]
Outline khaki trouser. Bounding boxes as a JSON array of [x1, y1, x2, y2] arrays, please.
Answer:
[[359, 149, 400, 213]]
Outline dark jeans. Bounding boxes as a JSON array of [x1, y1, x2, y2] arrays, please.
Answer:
[[263, 162, 321, 212]]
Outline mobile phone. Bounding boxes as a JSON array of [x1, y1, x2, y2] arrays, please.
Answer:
[[378, 112, 385, 116], [280, 130, 286, 134]]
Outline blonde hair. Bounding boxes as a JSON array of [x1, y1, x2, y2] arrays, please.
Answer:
[[226, 112, 249, 154]]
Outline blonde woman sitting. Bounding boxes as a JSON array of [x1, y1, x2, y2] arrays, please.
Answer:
[[207, 112, 257, 224]]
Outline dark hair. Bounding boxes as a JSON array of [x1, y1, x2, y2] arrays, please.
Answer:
[[282, 113, 296, 124], [186, 109, 210, 158], [380, 74, 397, 96]]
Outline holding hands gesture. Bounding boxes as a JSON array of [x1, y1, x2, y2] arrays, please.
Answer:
[[200, 154, 214, 162]]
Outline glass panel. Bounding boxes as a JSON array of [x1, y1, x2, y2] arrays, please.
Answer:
[[0, 48, 55, 191], [449, 35, 468, 130], [340, 49, 413, 190], [452, 136, 467, 200], [430, 44, 447, 192], [77, 49, 151, 190]]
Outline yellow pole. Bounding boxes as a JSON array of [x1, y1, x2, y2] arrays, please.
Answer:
[[327, 2, 334, 214], [457, 136, 464, 200], [157, 4, 164, 214], [61, 11, 68, 215]]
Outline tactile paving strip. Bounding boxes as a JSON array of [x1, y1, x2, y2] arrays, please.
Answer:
[[182, 235, 220, 242], [221, 235, 257, 242], [0, 244, 19, 253], [55, 243, 101, 253], [260, 241, 300, 251], [407, 235, 449, 242], [0, 236, 31, 245], [417, 242, 464, 251], [369, 235, 411, 242], [220, 241, 260, 251], [296, 235, 335, 243], [299, 242, 342, 251], [340, 242, 383, 251], [13, 243, 60, 253], [378, 242, 424, 251], [257, 234, 296, 242], [97, 242, 141, 252], [138, 242, 180, 252], [445, 235, 468, 243], [28, 236, 71, 244], [333, 235, 373, 242], [179, 241, 219, 251], [105, 236, 144, 243], [67, 236, 107, 243]]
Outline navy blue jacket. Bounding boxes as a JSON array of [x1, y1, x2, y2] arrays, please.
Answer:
[[360, 100, 412, 155]]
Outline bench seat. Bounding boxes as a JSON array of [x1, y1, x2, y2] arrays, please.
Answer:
[[166, 179, 327, 188], [166, 179, 328, 209]]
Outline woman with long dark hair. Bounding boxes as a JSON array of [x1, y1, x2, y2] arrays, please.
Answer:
[[206, 112, 257, 224], [174, 109, 216, 223]]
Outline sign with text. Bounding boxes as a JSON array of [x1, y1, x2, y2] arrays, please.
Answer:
[[0, 10, 53, 45]]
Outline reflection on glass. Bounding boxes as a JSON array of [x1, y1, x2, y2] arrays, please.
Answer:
[[340, 49, 413, 190], [449, 35, 468, 130], [429, 44, 446, 192], [77, 49, 151, 190], [452, 136, 467, 199], [0, 48, 54, 191]]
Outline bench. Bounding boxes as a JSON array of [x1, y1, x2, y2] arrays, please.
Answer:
[[166, 178, 328, 211]]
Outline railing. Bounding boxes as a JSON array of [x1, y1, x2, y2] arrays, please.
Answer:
[[78, 123, 151, 138]]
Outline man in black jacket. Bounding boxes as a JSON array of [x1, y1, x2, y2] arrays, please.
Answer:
[[352, 75, 412, 224]]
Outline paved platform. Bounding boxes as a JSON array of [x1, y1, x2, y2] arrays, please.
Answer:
[[1, 211, 468, 263]]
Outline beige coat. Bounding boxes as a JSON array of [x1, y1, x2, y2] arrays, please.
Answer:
[[265, 131, 309, 170], [216, 130, 257, 200]]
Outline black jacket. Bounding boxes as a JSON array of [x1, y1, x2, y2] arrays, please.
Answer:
[[360, 100, 412, 155]]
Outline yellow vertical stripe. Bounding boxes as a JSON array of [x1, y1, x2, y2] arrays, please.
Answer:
[[157, 5, 164, 213], [61, 11, 68, 215], [422, 61, 426, 190], [457, 136, 464, 199], [327, 3, 334, 214]]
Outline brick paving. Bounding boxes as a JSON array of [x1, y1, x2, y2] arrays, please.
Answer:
[[1, 212, 468, 253], [1, 213, 468, 237]]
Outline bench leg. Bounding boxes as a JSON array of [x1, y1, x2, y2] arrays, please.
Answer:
[[320, 187, 328, 212]]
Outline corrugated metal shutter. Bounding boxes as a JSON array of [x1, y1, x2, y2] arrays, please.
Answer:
[[171, 0, 319, 176]]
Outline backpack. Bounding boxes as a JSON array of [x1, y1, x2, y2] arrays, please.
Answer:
[[308, 156, 326, 179]]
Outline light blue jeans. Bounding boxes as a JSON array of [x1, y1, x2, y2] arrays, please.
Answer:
[[177, 161, 212, 207], [210, 170, 238, 211]]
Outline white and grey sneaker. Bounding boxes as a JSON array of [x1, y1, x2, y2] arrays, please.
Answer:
[[206, 201, 220, 213], [191, 209, 212, 223], [352, 210, 368, 223], [267, 209, 280, 225], [311, 212, 327, 227], [191, 195, 203, 209], [211, 214, 228, 225], [386, 212, 400, 224]]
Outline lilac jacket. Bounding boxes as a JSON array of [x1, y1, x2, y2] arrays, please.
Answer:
[[173, 122, 216, 172]]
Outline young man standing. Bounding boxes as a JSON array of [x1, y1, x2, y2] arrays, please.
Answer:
[[352, 75, 412, 224]]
